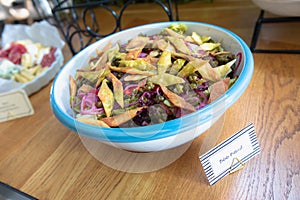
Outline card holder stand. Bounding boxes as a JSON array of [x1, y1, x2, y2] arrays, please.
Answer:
[[229, 157, 245, 174]]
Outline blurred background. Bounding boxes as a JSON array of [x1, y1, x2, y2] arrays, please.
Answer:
[[0, 0, 299, 54]]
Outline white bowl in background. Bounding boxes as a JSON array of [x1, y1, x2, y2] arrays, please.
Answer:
[[252, 0, 300, 16]]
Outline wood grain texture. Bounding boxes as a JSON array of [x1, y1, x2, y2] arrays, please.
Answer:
[[1, 0, 300, 199]]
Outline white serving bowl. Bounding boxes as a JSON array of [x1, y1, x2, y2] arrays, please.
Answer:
[[50, 21, 254, 152]]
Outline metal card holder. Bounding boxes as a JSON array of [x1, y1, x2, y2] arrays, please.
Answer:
[[229, 157, 245, 174]]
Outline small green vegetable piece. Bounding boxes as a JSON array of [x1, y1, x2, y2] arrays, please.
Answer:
[[190, 83, 197, 89], [190, 32, 212, 45], [177, 62, 196, 78], [156, 95, 165, 102], [200, 43, 221, 51], [168, 23, 188, 34], [214, 59, 236, 78], [229, 77, 237, 88], [191, 32, 203, 45], [145, 82, 155, 90], [201, 35, 211, 43], [169, 58, 185, 75]]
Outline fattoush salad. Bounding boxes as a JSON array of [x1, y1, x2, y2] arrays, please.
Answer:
[[69, 24, 238, 128]]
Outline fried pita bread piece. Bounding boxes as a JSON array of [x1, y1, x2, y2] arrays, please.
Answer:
[[69, 75, 77, 108], [101, 107, 145, 127], [98, 79, 114, 117], [107, 72, 124, 108], [77, 117, 110, 128], [159, 84, 195, 112], [208, 77, 230, 103]]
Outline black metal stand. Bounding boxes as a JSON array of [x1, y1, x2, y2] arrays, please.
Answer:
[[250, 10, 300, 54], [51, 0, 179, 55]]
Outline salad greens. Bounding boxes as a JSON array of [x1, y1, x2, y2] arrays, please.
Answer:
[[69, 24, 238, 128]]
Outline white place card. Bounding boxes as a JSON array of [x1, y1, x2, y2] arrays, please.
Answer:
[[0, 89, 34, 123], [199, 123, 260, 185]]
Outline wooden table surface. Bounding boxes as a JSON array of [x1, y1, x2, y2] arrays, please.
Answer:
[[1, 1, 300, 199]]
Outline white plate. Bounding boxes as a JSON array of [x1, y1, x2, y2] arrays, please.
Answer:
[[0, 21, 65, 96]]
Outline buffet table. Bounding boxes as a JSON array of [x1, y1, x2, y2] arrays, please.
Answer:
[[0, 1, 300, 199]]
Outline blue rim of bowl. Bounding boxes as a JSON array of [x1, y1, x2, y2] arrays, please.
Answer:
[[50, 21, 254, 143]]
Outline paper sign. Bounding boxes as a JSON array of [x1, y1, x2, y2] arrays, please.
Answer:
[[199, 123, 260, 185], [0, 89, 34, 123]]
